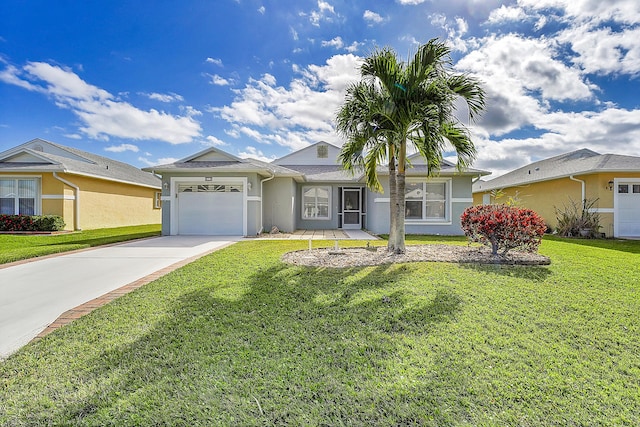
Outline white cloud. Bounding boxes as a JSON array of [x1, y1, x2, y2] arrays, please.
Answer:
[[258, 5, 265, 14], [105, 143, 139, 153], [363, 10, 384, 24], [238, 146, 277, 163], [205, 57, 223, 66], [309, 0, 337, 26], [396, 0, 427, 4], [138, 156, 179, 167], [205, 135, 228, 147], [322, 37, 344, 49], [556, 25, 640, 76], [487, 5, 527, 24], [211, 54, 361, 151], [207, 74, 233, 86], [1, 61, 202, 144], [144, 92, 184, 102]]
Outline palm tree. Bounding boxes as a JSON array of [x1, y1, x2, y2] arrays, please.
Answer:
[[336, 38, 486, 254]]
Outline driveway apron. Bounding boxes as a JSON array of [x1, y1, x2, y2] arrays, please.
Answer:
[[0, 236, 240, 359]]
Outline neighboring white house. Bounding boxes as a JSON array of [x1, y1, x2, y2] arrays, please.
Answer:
[[144, 141, 489, 236]]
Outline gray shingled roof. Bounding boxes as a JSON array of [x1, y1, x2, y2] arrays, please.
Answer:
[[473, 149, 640, 193], [281, 165, 363, 182], [0, 139, 160, 188]]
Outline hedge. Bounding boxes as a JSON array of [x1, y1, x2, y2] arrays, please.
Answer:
[[0, 215, 66, 232]]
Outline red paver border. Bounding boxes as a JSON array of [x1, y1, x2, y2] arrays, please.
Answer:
[[30, 241, 236, 342]]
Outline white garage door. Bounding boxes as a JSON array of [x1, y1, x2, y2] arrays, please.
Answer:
[[617, 182, 640, 237], [177, 183, 244, 235]]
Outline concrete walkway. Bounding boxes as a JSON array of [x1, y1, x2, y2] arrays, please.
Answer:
[[0, 236, 240, 359], [257, 229, 378, 240]]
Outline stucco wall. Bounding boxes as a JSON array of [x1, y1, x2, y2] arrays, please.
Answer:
[[367, 175, 472, 235], [56, 173, 160, 230], [262, 177, 296, 233]]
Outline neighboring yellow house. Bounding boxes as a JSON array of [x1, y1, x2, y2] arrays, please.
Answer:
[[0, 138, 161, 230], [473, 149, 640, 238]]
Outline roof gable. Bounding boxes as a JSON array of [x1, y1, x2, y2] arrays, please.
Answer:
[[0, 138, 94, 164], [1, 150, 57, 164], [179, 146, 243, 163], [272, 141, 342, 166]]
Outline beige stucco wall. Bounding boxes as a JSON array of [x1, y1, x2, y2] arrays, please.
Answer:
[[61, 173, 161, 230], [473, 172, 640, 236], [1, 171, 160, 230]]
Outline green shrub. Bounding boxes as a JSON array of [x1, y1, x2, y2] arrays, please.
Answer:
[[32, 215, 66, 231], [0, 214, 65, 232]]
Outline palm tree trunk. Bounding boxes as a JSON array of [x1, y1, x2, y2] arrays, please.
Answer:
[[392, 141, 407, 254], [387, 147, 397, 252]]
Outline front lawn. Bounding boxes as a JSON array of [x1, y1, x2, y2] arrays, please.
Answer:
[[1, 237, 638, 425], [0, 224, 161, 265]]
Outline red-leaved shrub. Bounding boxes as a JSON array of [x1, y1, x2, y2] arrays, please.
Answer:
[[460, 205, 546, 255]]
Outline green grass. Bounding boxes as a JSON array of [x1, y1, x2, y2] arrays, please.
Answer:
[[0, 224, 161, 265], [1, 236, 639, 425]]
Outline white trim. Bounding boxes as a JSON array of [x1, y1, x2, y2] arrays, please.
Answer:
[[42, 194, 75, 200], [374, 197, 390, 203], [451, 197, 473, 203], [591, 208, 614, 214], [170, 176, 248, 236], [613, 177, 640, 238], [247, 196, 261, 202]]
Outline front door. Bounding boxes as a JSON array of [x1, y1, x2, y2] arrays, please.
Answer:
[[342, 189, 361, 229]]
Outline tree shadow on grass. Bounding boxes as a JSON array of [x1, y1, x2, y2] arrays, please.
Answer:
[[35, 262, 465, 425], [459, 263, 552, 282]]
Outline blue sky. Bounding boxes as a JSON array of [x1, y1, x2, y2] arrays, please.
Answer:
[[1, 0, 639, 178]]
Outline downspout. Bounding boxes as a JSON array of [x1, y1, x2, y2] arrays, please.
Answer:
[[53, 172, 81, 231], [259, 171, 275, 234], [569, 175, 586, 202]]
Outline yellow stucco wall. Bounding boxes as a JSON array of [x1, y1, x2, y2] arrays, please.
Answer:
[[473, 172, 640, 237], [1, 171, 160, 230], [57, 173, 161, 230]]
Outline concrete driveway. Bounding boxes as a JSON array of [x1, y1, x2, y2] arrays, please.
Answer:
[[0, 235, 241, 359]]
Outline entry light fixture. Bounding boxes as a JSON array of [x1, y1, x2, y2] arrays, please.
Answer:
[[607, 180, 614, 191]]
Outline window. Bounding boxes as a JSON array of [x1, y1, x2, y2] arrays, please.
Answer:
[[619, 184, 629, 194], [0, 178, 39, 215], [303, 186, 330, 219], [405, 181, 447, 221], [633, 185, 640, 194], [177, 183, 243, 193], [154, 192, 162, 209]]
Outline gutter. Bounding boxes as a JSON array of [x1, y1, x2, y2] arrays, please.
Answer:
[[569, 175, 586, 202], [53, 172, 81, 230], [259, 171, 276, 234]]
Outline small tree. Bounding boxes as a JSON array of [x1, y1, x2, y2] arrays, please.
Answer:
[[461, 205, 547, 255]]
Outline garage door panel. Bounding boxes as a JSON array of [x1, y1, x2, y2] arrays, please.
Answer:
[[177, 190, 243, 235], [617, 182, 640, 237]]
